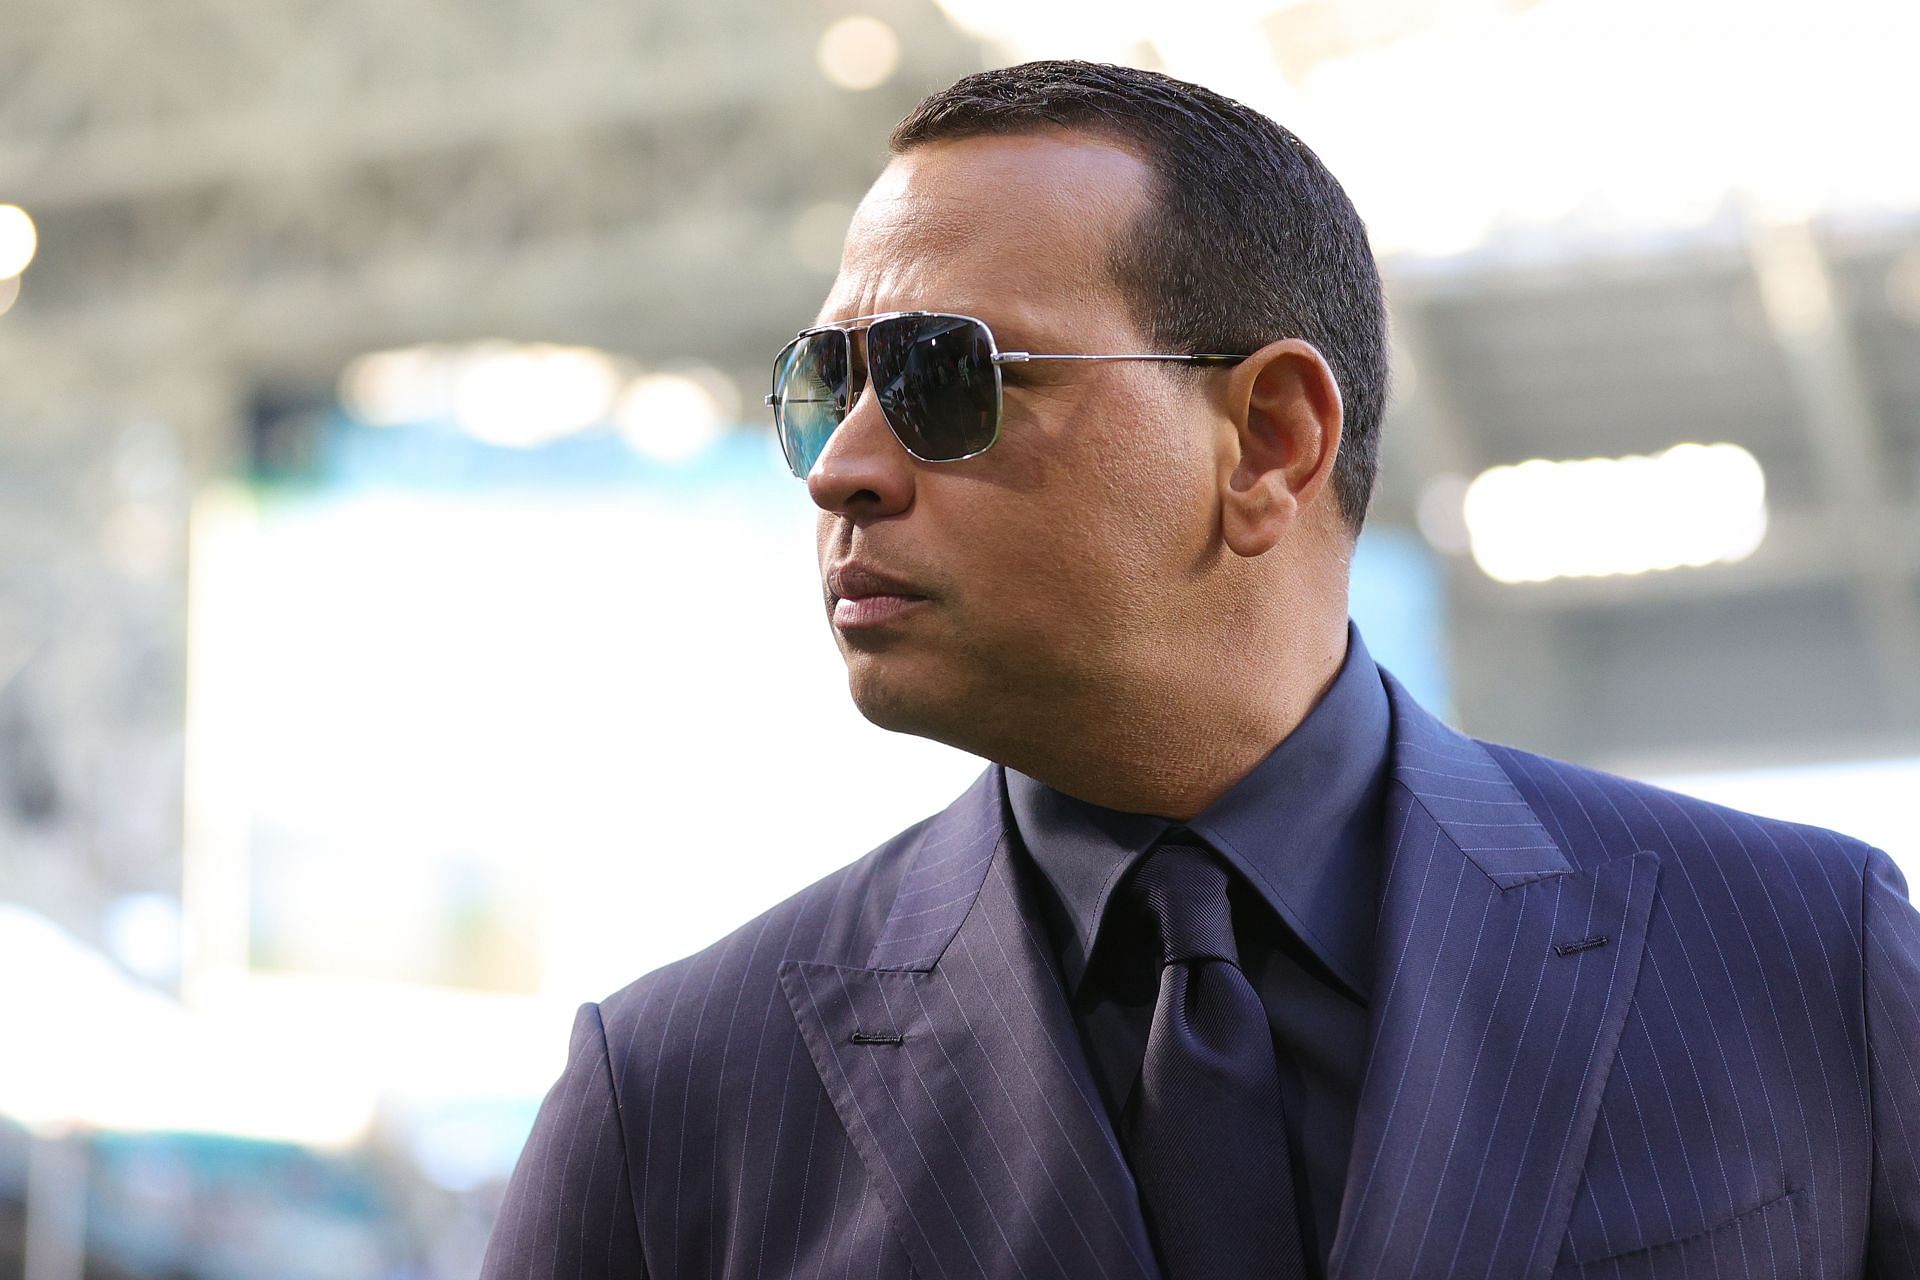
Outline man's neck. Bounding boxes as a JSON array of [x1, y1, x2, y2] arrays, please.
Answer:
[[996, 620, 1350, 820]]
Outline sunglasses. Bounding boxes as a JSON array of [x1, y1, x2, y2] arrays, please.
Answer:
[[765, 311, 1247, 478]]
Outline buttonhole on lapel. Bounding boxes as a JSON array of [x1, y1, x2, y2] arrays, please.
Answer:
[[850, 1029, 904, 1046], [1553, 934, 1609, 957]]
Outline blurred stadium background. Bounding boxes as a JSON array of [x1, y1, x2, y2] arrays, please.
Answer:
[[2, 0, 1918, 1274]]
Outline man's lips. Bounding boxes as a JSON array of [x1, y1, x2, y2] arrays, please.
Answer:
[[825, 562, 930, 629], [826, 562, 930, 602]]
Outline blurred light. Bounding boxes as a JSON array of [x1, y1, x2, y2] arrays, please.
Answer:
[[1414, 472, 1471, 556], [1750, 222, 1837, 339], [1886, 248, 1920, 329], [339, 341, 626, 446], [615, 371, 728, 462], [1310, 0, 1920, 254], [451, 342, 621, 448], [932, 0, 1920, 255], [0, 906, 369, 1144], [816, 16, 901, 91], [0, 204, 36, 278], [1740, 181, 1828, 229], [684, 363, 743, 421], [934, 0, 1158, 62], [1462, 442, 1768, 584], [791, 201, 855, 275], [104, 893, 185, 985], [0, 273, 18, 319], [340, 345, 458, 427], [1650, 756, 1920, 880]]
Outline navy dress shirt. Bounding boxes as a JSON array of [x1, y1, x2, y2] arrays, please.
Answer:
[[1005, 621, 1393, 1279]]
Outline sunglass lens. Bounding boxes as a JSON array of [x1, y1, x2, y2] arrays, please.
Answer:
[[870, 315, 999, 462], [771, 331, 850, 477]]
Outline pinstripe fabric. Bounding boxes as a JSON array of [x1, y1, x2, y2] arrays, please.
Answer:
[[1484, 740, 1920, 1278], [1325, 685, 1659, 1280], [484, 1001, 647, 1277], [781, 819, 1160, 1280], [481, 667, 1920, 1279]]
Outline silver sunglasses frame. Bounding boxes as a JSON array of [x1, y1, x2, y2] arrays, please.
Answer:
[[765, 310, 1246, 477]]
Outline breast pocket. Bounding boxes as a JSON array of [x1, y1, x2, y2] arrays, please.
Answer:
[[1552, 1186, 1804, 1279]]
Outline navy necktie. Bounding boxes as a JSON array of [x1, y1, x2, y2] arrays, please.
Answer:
[[1119, 834, 1308, 1280]]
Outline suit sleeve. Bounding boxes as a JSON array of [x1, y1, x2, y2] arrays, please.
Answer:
[[481, 1002, 648, 1279], [1864, 846, 1920, 1276]]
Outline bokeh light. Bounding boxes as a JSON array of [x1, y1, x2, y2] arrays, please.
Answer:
[[614, 369, 734, 462], [1463, 443, 1769, 584], [340, 342, 627, 447], [0, 203, 37, 278], [449, 343, 621, 449], [815, 16, 902, 90]]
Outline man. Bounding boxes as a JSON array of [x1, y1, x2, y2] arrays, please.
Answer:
[[482, 61, 1920, 1279]]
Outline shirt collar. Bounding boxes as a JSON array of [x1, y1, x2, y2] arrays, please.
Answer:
[[1005, 620, 1391, 1003]]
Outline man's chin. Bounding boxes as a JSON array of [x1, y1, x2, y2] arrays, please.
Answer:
[[846, 675, 935, 737], [845, 662, 969, 745]]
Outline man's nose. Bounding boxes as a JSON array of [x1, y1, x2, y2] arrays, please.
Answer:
[[805, 389, 915, 516]]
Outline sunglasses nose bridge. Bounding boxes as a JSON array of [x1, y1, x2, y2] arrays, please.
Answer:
[[812, 348, 905, 471], [846, 324, 871, 407]]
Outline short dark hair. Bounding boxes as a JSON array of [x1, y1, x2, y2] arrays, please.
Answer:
[[891, 60, 1388, 536]]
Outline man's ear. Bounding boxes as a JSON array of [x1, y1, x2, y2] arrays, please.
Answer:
[[1216, 338, 1343, 559]]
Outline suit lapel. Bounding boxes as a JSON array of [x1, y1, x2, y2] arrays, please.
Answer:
[[782, 766, 1160, 1280], [1327, 673, 1660, 1279], [783, 667, 1660, 1280]]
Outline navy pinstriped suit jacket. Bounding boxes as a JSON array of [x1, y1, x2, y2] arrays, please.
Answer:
[[481, 668, 1920, 1278]]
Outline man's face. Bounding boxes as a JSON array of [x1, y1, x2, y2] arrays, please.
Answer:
[[808, 131, 1229, 758]]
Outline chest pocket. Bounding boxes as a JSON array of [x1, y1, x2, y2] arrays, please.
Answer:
[[1552, 1185, 1803, 1278]]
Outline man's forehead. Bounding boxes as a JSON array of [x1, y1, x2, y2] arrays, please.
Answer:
[[854, 134, 1149, 239], [840, 192, 990, 271], [817, 134, 1149, 329]]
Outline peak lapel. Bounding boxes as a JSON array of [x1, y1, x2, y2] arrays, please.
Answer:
[[782, 765, 1160, 1280], [1328, 673, 1660, 1280]]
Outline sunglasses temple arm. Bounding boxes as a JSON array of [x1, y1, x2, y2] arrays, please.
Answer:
[[994, 353, 1246, 365]]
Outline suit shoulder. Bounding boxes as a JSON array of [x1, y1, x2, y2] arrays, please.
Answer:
[[1478, 738, 1880, 885]]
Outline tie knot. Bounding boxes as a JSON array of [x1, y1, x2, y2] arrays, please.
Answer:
[[1124, 837, 1240, 967]]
